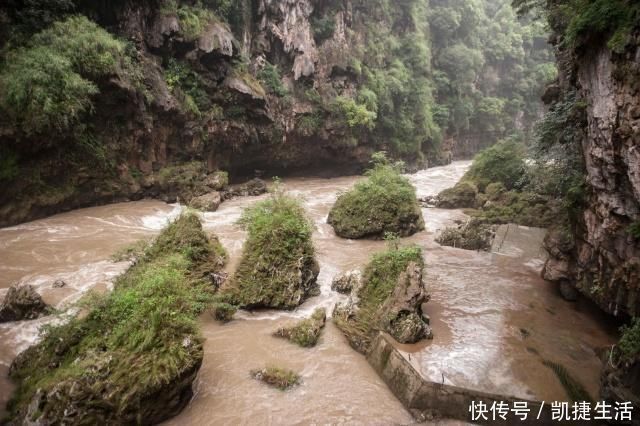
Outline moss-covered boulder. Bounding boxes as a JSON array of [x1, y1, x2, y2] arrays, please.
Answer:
[[224, 190, 319, 310], [274, 308, 327, 347], [327, 161, 424, 239], [334, 245, 431, 353], [435, 181, 478, 209], [331, 270, 362, 294], [7, 214, 227, 424], [435, 220, 495, 251]]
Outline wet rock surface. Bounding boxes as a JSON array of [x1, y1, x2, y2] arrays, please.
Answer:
[[189, 192, 222, 212], [380, 262, 433, 344], [0, 285, 50, 323], [542, 31, 640, 317], [331, 270, 361, 294]]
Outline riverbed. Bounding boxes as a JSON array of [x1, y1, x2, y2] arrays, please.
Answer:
[[0, 161, 617, 424]]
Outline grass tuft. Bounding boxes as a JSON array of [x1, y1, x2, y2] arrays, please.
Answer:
[[251, 366, 300, 390], [274, 308, 326, 347]]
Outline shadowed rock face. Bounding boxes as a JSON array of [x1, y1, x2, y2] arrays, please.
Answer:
[[0, 285, 50, 323], [381, 261, 432, 344], [542, 31, 640, 318]]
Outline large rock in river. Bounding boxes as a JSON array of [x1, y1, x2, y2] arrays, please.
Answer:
[[380, 261, 433, 344], [0, 285, 50, 322]]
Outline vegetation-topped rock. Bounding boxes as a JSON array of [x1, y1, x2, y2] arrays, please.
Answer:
[[436, 140, 559, 228], [274, 308, 327, 348], [327, 157, 425, 239], [435, 181, 478, 209], [435, 220, 495, 251], [223, 190, 319, 310], [334, 244, 431, 353], [251, 366, 300, 391], [0, 284, 51, 323], [189, 191, 222, 212], [7, 214, 227, 424]]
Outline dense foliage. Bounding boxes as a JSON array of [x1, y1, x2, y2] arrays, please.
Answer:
[[328, 155, 424, 239], [0, 16, 135, 137]]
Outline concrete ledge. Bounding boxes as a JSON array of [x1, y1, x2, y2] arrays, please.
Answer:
[[367, 333, 588, 425]]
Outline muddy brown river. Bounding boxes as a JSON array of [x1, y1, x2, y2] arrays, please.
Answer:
[[0, 161, 617, 424]]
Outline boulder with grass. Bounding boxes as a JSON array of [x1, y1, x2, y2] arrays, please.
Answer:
[[7, 214, 227, 424], [223, 190, 319, 310], [251, 366, 300, 390], [334, 244, 432, 353], [274, 308, 327, 347], [212, 302, 238, 323], [327, 156, 424, 239]]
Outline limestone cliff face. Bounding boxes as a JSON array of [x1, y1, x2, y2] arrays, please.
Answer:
[[542, 30, 640, 318], [0, 0, 420, 226]]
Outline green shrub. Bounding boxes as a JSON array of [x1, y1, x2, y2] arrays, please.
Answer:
[[175, 5, 215, 41], [328, 156, 424, 239], [563, 0, 640, 53], [212, 302, 237, 323], [164, 59, 210, 114], [258, 63, 287, 97], [464, 139, 526, 191], [7, 214, 227, 423], [619, 318, 640, 359], [224, 189, 319, 309], [333, 96, 377, 130], [629, 221, 640, 240], [312, 15, 336, 43], [0, 16, 135, 136]]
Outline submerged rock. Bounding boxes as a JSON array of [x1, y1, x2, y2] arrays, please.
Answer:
[[52, 279, 66, 288], [331, 270, 361, 294], [559, 281, 579, 302], [0, 285, 50, 322], [189, 191, 222, 212]]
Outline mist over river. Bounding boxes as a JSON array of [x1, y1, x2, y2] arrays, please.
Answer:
[[0, 161, 616, 424]]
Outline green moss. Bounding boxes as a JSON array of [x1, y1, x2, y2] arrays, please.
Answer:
[[334, 244, 423, 352], [328, 155, 424, 239], [274, 308, 326, 347], [628, 221, 640, 240], [7, 214, 227, 423], [223, 188, 318, 310], [251, 366, 300, 390], [174, 5, 215, 41]]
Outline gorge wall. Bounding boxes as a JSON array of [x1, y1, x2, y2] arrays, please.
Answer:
[[0, 0, 552, 227], [540, 8, 640, 319]]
